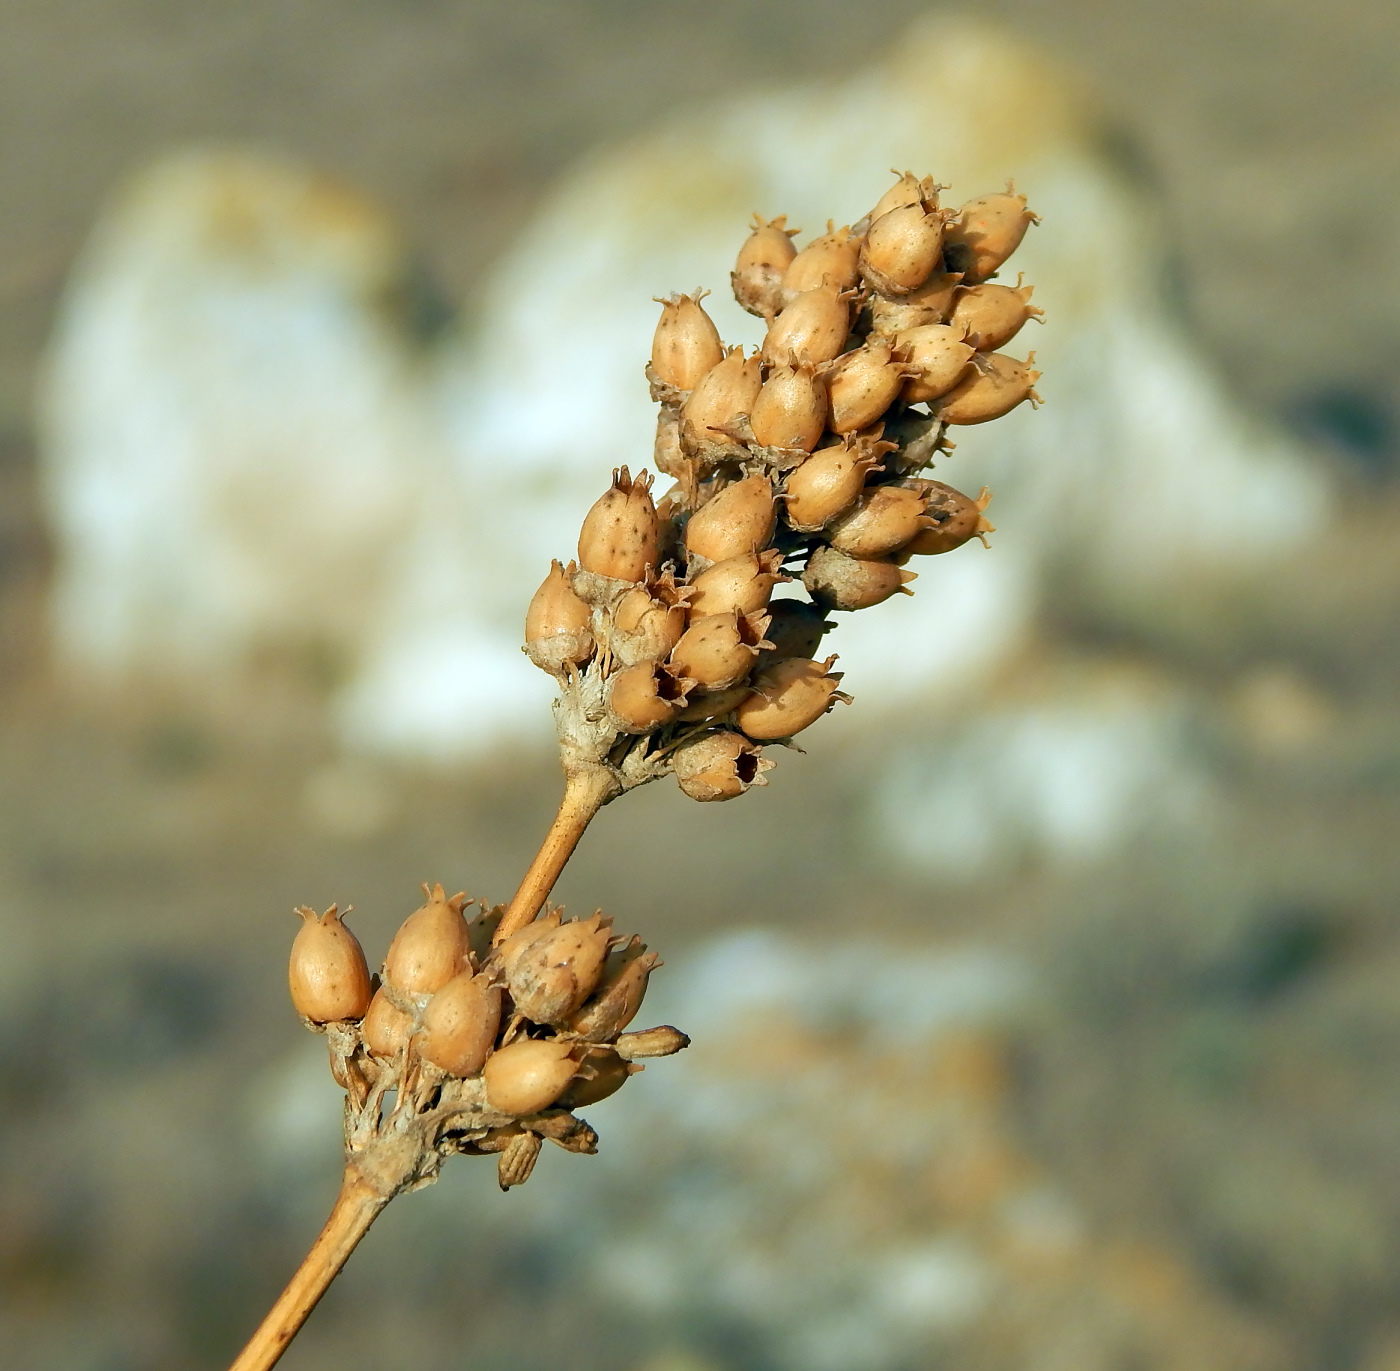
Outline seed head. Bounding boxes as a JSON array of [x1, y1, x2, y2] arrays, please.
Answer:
[[558, 1050, 639, 1108], [577, 467, 661, 582], [650, 291, 724, 391], [571, 937, 660, 1041], [611, 575, 688, 667], [868, 170, 942, 222], [614, 1025, 691, 1059], [897, 482, 995, 556], [673, 728, 773, 801], [827, 341, 909, 434], [608, 660, 694, 733], [384, 883, 473, 995], [675, 683, 753, 722], [288, 904, 373, 1024], [868, 270, 964, 337], [681, 348, 763, 446], [759, 598, 833, 665], [361, 986, 413, 1058]]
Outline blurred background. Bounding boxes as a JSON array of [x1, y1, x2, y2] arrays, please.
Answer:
[[3, 3, 1400, 1369]]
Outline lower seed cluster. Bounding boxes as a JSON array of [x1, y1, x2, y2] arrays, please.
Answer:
[[287, 886, 687, 1190], [524, 171, 1040, 802]]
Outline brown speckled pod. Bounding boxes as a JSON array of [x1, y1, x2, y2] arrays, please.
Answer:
[[571, 937, 660, 1041], [827, 484, 932, 558], [483, 1037, 577, 1116], [868, 171, 940, 223], [612, 575, 688, 666], [782, 437, 885, 532], [782, 222, 862, 298], [673, 728, 773, 801], [737, 655, 849, 740], [492, 907, 561, 971], [732, 215, 798, 318], [685, 474, 777, 563], [760, 599, 834, 664], [418, 971, 502, 1077], [650, 291, 724, 391], [686, 549, 789, 617], [761, 283, 851, 366], [942, 187, 1039, 283], [860, 201, 946, 296], [681, 348, 763, 445], [385, 884, 473, 994], [506, 912, 612, 1025], [897, 323, 976, 404], [608, 660, 693, 732], [897, 482, 994, 556], [827, 341, 908, 434], [803, 545, 916, 610], [558, 1051, 639, 1108], [750, 364, 828, 453], [935, 352, 1041, 425], [578, 467, 661, 582], [362, 986, 413, 1058], [949, 279, 1041, 351], [675, 684, 753, 722], [289, 904, 372, 1023], [669, 610, 771, 690], [869, 271, 963, 337], [524, 559, 594, 675]]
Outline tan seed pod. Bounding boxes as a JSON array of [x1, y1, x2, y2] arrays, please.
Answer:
[[384, 883, 473, 994], [611, 577, 687, 666], [483, 1037, 578, 1116], [897, 482, 994, 556], [868, 170, 940, 223], [650, 291, 724, 391], [935, 351, 1041, 425], [571, 938, 660, 1041], [949, 279, 1042, 351], [418, 971, 503, 1077], [827, 341, 908, 434], [760, 598, 834, 663], [736, 654, 849, 740], [761, 283, 852, 366], [897, 323, 977, 404], [675, 684, 753, 722], [288, 904, 373, 1023], [732, 214, 798, 318], [749, 364, 828, 453], [684, 473, 777, 563], [681, 348, 763, 444], [827, 484, 932, 558], [942, 186, 1039, 283], [577, 466, 661, 582], [506, 912, 613, 1025], [608, 660, 693, 733], [673, 728, 773, 801], [361, 986, 413, 1058], [669, 610, 771, 691], [524, 559, 595, 675], [868, 270, 963, 336], [492, 906, 561, 971], [781, 222, 862, 298], [613, 1025, 690, 1060], [803, 544, 916, 611], [557, 1051, 640, 1109], [686, 548, 789, 617], [860, 201, 946, 296], [782, 437, 885, 532]]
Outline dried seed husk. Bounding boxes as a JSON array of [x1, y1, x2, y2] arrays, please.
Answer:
[[860, 201, 946, 296], [896, 482, 994, 557], [682, 348, 763, 445], [608, 661, 693, 733], [686, 549, 789, 617], [675, 684, 752, 722], [669, 609, 770, 690], [897, 323, 976, 404], [782, 222, 862, 298], [483, 1037, 578, 1116], [384, 883, 473, 994], [949, 280, 1041, 351], [732, 215, 798, 318], [673, 729, 772, 801], [497, 1131, 542, 1190], [362, 986, 413, 1058], [418, 971, 502, 1077], [557, 1050, 638, 1108], [650, 291, 724, 391], [935, 352, 1040, 425], [506, 912, 613, 1025], [827, 341, 907, 434], [524, 559, 595, 675], [614, 1025, 690, 1060], [827, 484, 931, 558], [289, 904, 373, 1023], [684, 473, 777, 563], [760, 598, 833, 664], [942, 187, 1039, 283], [736, 654, 848, 740], [761, 284, 851, 366], [749, 364, 828, 453], [571, 937, 659, 1040], [653, 405, 689, 482], [577, 466, 661, 582], [803, 545, 916, 610], [782, 438, 884, 532], [868, 171, 940, 223], [612, 579, 687, 666], [868, 270, 963, 337]]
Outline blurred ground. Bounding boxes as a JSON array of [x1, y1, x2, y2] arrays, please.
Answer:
[[1, 3, 1400, 1370]]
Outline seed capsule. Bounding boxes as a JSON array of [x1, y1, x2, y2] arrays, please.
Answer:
[[506, 912, 613, 1025], [558, 1051, 639, 1108], [608, 660, 693, 732], [942, 187, 1039, 283], [681, 348, 763, 444], [827, 341, 907, 434], [686, 549, 789, 617], [497, 1131, 542, 1190], [949, 280, 1041, 351], [614, 1025, 690, 1059], [418, 971, 502, 1077], [571, 937, 660, 1041], [670, 610, 770, 690], [897, 483, 995, 556], [673, 729, 773, 801], [732, 215, 798, 319], [868, 271, 963, 337], [384, 883, 473, 994], [860, 201, 946, 296], [675, 684, 752, 722], [803, 545, 916, 610], [736, 655, 848, 740], [492, 906, 561, 971], [761, 284, 851, 366], [827, 484, 932, 558], [650, 291, 724, 391], [749, 364, 828, 453], [288, 904, 373, 1023], [760, 599, 833, 663], [868, 170, 940, 223], [684, 474, 777, 563], [935, 352, 1041, 425], [897, 323, 976, 403], [612, 576, 687, 666], [782, 438, 885, 532], [578, 467, 661, 582], [483, 1037, 578, 1116], [524, 560, 595, 675], [362, 986, 412, 1058], [782, 222, 862, 297]]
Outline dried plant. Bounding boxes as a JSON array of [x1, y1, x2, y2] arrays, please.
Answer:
[[229, 171, 1041, 1371]]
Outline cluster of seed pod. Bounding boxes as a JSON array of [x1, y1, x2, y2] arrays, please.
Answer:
[[524, 172, 1041, 802], [287, 887, 687, 1190]]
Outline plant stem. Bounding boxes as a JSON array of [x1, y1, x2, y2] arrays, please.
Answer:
[[228, 1169, 387, 1371], [494, 764, 617, 944]]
